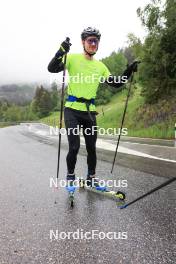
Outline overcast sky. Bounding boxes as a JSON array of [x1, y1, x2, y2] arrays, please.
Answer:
[[0, 0, 150, 85]]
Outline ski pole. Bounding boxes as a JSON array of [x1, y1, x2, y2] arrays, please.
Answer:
[[111, 72, 134, 173], [56, 37, 70, 179], [120, 177, 176, 209]]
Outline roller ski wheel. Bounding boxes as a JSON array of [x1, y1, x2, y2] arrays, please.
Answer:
[[79, 178, 85, 188], [69, 192, 74, 207], [115, 191, 126, 201]]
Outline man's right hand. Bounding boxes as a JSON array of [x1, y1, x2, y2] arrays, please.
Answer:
[[55, 39, 72, 58]]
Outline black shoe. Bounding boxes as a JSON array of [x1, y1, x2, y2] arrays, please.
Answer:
[[86, 175, 100, 188], [66, 174, 76, 192], [66, 174, 75, 186], [66, 174, 75, 181]]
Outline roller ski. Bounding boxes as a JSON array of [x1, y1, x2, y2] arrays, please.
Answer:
[[79, 175, 126, 206], [66, 174, 76, 207]]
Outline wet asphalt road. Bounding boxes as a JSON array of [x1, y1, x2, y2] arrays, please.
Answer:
[[0, 126, 176, 264]]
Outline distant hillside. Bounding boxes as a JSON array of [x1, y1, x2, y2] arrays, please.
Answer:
[[0, 84, 36, 105]]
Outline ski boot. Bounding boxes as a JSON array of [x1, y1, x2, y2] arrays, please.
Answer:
[[66, 174, 76, 207], [86, 174, 107, 191]]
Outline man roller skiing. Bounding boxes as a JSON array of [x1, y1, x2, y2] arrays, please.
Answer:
[[48, 27, 138, 188]]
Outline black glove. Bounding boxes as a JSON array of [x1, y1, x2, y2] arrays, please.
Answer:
[[128, 60, 141, 73], [55, 38, 72, 58]]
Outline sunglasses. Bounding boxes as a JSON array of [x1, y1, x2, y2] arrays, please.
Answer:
[[86, 38, 99, 45]]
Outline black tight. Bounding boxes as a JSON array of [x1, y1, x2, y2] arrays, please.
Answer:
[[64, 107, 97, 175]]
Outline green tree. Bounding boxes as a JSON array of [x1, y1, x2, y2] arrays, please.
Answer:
[[50, 82, 59, 110], [121, 46, 135, 64], [137, 0, 176, 103], [0, 101, 3, 120], [3, 105, 21, 122], [96, 51, 127, 105], [126, 33, 143, 60], [31, 85, 53, 117]]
